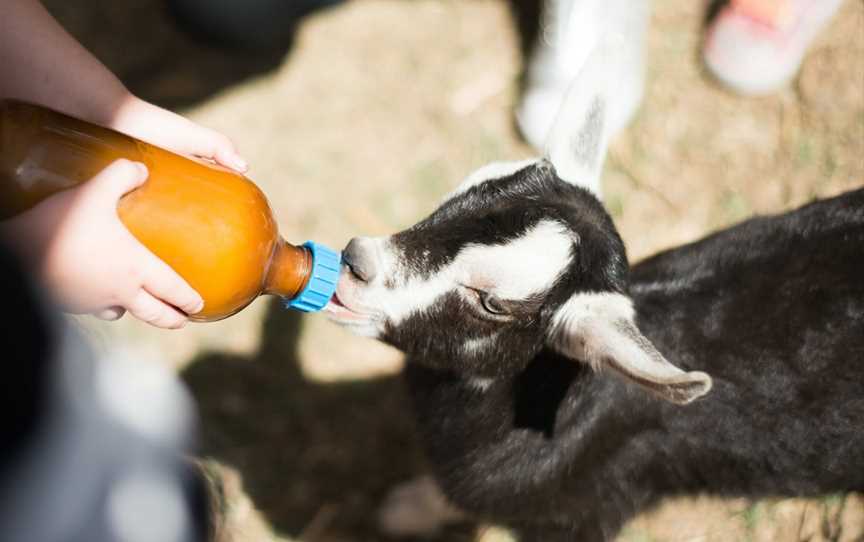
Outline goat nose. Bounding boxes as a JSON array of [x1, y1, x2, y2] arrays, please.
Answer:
[[342, 237, 379, 283]]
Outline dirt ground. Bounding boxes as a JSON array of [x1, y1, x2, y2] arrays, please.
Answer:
[[48, 0, 863, 540]]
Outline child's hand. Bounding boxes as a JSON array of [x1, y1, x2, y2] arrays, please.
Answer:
[[109, 96, 248, 173], [2, 159, 204, 329]]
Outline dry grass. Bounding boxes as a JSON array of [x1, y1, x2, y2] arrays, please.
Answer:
[[48, 0, 864, 540]]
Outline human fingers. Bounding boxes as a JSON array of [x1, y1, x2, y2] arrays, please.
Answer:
[[125, 289, 188, 329], [183, 122, 248, 173], [111, 98, 248, 172], [139, 249, 204, 315], [94, 306, 126, 321], [142, 104, 247, 172]]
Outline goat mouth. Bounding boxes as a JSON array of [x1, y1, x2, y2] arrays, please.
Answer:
[[324, 291, 374, 323]]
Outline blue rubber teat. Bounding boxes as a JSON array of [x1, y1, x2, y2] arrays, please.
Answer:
[[286, 241, 341, 312]]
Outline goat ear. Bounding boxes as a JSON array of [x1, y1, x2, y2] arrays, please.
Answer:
[[548, 293, 712, 405], [545, 36, 617, 197]]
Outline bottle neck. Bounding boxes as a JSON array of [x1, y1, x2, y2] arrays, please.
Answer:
[[264, 239, 312, 300]]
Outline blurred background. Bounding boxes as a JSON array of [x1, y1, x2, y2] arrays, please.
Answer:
[[45, 0, 864, 540]]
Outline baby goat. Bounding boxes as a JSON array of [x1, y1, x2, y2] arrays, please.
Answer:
[[326, 31, 864, 541], [328, 159, 864, 539]]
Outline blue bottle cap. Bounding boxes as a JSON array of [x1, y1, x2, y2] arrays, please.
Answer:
[[285, 241, 341, 313]]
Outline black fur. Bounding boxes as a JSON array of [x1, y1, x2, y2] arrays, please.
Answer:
[[383, 162, 628, 378], [384, 166, 864, 540]]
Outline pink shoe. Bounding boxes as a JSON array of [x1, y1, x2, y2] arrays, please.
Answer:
[[703, 0, 845, 95]]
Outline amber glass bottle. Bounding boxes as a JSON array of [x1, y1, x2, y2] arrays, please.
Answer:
[[0, 100, 339, 321]]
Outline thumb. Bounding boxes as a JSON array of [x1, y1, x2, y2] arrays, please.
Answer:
[[85, 159, 148, 206]]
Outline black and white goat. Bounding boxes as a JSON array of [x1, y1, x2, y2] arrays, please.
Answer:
[[325, 25, 864, 542]]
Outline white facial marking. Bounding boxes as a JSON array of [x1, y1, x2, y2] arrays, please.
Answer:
[[388, 219, 572, 323], [459, 219, 574, 301], [384, 270, 457, 324], [446, 159, 540, 200], [333, 220, 575, 331]]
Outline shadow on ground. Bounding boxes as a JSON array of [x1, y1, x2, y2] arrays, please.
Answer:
[[182, 300, 478, 542], [43, 0, 315, 109]]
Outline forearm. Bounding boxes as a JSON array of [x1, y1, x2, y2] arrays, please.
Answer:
[[0, 0, 132, 125]]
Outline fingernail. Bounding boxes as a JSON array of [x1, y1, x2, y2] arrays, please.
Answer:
[[231, 155, 248, 172], [191, 299, 205, 314], [135, 162, 148, 179]]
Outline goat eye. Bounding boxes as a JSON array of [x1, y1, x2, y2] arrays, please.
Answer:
[[461, 286, 511, 317], [480, 292, 508, 315]]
